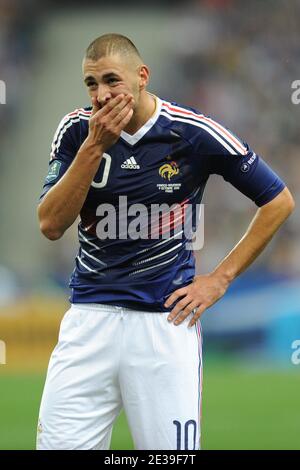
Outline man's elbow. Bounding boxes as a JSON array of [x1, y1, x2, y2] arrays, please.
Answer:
[[39, 220, 64, 240], [38, 202, 64, 241], [271, 187, 296, 225], [281, 187, 296, 217], [261, 187, 295, 223]]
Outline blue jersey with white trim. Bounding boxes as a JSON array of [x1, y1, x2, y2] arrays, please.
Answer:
[[40, 95, 285, 311]]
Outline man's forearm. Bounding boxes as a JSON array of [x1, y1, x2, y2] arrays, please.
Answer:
[[212, 187, 295, 286], [38, 140, 103, 240], [165, 187, 294, 327], [38, 94, 135, 241]]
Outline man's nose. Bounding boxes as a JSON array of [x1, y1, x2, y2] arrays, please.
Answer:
[[97, 86, 112, 107]]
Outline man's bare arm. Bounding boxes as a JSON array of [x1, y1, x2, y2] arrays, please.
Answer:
[[165, 187, 295, 326], [38, 94, 134, 240], [212, 186, 295, 282]]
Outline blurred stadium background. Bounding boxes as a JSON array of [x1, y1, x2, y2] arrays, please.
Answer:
[[0, 0, 299, 450]]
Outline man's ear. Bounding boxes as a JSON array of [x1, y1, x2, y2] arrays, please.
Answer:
[[139, 64, 150, 90]]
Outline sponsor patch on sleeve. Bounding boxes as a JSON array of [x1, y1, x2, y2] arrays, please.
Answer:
[[45, 160, 62, 183]]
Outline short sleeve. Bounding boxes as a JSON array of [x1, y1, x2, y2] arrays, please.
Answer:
[[39, 112, 79, 200], [193, 114, 286, 206]]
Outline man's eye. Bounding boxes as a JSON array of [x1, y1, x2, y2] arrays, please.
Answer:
[[108, 78, 118, 84], [87, 82, 97, 88]]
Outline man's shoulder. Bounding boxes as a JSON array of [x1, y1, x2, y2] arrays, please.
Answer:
[[158, 96, 247, 155], [159, 96, 203, 117], [50, 106, 91, 158], [54, 105, 91, 136], [158, 96, 206, 143], [57, 106, 92, 127]]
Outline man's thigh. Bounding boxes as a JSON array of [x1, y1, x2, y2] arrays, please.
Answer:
[[120, 311, 203, 450], [36, 304, 123, 450]]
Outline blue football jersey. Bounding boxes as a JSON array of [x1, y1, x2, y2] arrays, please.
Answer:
[[40, 95, 285, 311]]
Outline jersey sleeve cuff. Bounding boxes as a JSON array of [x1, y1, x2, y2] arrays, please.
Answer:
[[255, 180, 286, 207]]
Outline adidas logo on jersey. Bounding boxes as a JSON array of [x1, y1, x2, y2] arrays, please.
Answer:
[[121, 157, 140, 169]]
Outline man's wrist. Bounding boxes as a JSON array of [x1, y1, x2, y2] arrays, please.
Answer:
[[77, 138, 105, 162], [211, 266, 235, 289]]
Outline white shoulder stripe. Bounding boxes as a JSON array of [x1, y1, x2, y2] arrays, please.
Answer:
[[161, 112, 241, 155], [162, 101, 204, 118], [205, 117, 246, 154], [52, 109, 91, 146], [50, 112, 90, 159], [161, 102, 247, 155]]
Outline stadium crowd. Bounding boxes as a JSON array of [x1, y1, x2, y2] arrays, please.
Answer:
[[0, 0, 38, 146], [166, 0, 300, 281]]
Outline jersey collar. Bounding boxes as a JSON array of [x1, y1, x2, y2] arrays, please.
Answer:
[[120, 94, 162, 146]]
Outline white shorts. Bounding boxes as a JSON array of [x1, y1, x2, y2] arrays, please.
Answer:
[[36, 303, 203, 450]]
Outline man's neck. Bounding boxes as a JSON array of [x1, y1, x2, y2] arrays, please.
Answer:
[[123, 92, 156, 135]]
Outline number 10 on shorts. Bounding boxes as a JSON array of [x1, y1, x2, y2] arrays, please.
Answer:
[[173, 420, 197, 450]]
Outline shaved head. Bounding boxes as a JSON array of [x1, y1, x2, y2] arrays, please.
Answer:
[[82, 34, 153, 130], [85, 33, 143, 66]]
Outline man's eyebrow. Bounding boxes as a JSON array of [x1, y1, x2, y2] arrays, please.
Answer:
[[84, 72, 120, 84], [103, 72, 120, 78]]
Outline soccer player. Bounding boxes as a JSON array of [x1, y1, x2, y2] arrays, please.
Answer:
[[36, 34, 294, 450]]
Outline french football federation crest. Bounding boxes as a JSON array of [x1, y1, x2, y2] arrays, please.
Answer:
[[159, 161, 179, 180]]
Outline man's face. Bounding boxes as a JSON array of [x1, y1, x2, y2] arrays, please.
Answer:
[[82, 54, 146, 111]]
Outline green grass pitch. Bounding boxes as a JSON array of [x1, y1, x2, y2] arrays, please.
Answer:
[[0, 363, 299, 450]]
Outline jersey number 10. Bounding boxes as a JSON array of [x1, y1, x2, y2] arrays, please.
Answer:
[[173, 419, 197, 450]]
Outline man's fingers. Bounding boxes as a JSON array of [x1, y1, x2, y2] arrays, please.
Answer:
[[108, 95, 134, 120], [188, 304, 207, 327], [172, 301, 199, 326], [88, 94, 134, 149], [91, 97, 101, 117], [101, 94, 133, 118], [167, 295, 192, 322], [113, 101, 134, 127], [115, 107, 134, 132], [91, 94, 125, 120], [164, 287, 188, 308], [91, 95, 134, 125], [103, 94, 124, 113], [167, 299, 207, 327]]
